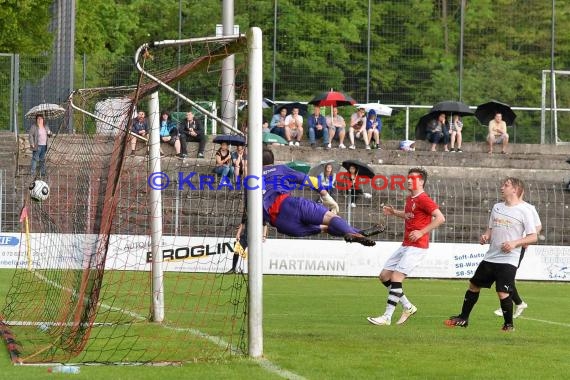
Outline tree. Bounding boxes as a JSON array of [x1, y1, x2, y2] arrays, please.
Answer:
[[0, 0, 53, 54]]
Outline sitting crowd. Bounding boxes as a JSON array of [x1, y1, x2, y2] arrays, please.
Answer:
[[424, 111, 509, 153], [130, 105, 512, 161], [269, 105, 383, 150], [131, 110, 207, 159]]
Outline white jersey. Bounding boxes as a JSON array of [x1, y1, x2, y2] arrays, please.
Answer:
[[522, 201, 542, 233], [484, 201, 537, 266]]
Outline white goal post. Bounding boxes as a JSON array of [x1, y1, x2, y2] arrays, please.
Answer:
[[134, 27, 265, 358], [541, 69, 570, 145]]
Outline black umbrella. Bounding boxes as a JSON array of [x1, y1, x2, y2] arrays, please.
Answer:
[[274, 102, 308, 117], [475, 100, 517, 126], [213, 134, 246, 146], [430, 100, 474, 116], [415, 112, 439, 140], [341, 159, 376, 179]]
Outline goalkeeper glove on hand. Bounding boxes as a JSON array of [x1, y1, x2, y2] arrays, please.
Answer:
[[321, 193, 339, 214]]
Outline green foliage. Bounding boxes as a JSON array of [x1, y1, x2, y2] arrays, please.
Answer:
[[6, 0, 569, 140], [0, 0, 53, 54]]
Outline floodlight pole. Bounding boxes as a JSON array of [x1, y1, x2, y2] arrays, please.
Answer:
[[149, 91, 164, 322], [247, 27, 264, 358]]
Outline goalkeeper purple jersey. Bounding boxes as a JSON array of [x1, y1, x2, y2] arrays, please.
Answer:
[[261, 164, 324, 222]]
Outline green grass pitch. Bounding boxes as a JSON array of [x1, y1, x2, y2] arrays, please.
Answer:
[[0, 270, 568, 379]]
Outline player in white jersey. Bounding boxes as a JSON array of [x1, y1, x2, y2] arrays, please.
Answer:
[[445, 178, 538, 331], [493, 199, 542, 318]]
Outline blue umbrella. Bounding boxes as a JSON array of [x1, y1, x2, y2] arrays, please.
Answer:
[[213, 134, 246, 146]]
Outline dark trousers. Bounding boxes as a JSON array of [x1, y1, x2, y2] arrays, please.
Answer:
[[427, 130, 449, 145], [181, 130, 206, 154], [31, 145, 48, 176]]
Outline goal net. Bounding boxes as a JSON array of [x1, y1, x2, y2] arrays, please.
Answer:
[[1, 32, 252, 364]]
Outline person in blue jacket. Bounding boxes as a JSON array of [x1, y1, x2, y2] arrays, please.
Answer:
[[366, 109, 382, 149]]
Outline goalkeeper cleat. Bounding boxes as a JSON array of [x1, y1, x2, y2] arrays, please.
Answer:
[[494, 308, 503, 317], [396, 304, 418, 325], [344, 233, 376, 246], [367, 315, 391, 326], [444, 315, 469, 328], [360, 224, 386, 237], [513, 302, 528, 318], [501, 323, 515, 332]]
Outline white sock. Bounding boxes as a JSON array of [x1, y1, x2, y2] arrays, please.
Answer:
[[400, 294, 412, 309], [385, 287, 403, 318]]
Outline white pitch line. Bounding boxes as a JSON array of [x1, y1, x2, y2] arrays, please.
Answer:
[[519, 317, 570, 327], [26, 269, 304, 379], [255, 358, 307, 380], [136, 318, 306, 379], [4, 321, 115, 327]]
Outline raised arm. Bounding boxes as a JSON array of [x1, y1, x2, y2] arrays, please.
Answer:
[[382, 205, 406, 219]]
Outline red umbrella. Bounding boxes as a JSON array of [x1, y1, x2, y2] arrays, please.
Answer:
[[308, 90, 356, 107], [309, 90, 356, 122]]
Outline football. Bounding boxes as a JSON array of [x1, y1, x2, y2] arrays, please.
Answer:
[[29, 180, 50, 202]]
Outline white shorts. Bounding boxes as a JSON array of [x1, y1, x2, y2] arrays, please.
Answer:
[[383, 245, 428, 275]]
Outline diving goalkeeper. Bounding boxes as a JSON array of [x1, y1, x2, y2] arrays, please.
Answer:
[[261, 148, 381, 246]]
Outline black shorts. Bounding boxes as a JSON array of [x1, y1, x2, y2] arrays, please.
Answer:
[[470, 260, 517, 293], [517, 247, 526, 268]]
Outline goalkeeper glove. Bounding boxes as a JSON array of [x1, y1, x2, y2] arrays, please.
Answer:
[[321, 193, 339, 214]]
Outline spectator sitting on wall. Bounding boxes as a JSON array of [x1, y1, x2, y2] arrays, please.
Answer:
[[159, 111, 185, 159]]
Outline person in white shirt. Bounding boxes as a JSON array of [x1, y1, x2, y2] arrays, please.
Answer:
[[284, 107, 304, 146], [445, 177, 538, 332], [492, 196, 542, 319]]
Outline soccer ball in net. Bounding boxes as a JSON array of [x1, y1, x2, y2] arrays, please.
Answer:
[[29, 180, 50, 202]]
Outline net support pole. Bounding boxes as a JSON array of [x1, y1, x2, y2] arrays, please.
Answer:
[[149, 91, 164, 322], [541, 70, 546, 144], [222, 0, 236, 132], [247, 26, 263, 358]]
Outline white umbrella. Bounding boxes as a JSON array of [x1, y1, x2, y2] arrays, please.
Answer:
[[355, 103, 393, 117], [25, 103, 66, 120]]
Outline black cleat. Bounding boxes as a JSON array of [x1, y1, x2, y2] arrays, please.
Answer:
[[444, 315, 469, 328], [360, 224, 386, 237], [501, 323, 515, 332], [344, 233, 376, 247]]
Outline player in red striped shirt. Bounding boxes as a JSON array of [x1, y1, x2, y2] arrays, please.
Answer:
[[367, 167, 445, 326]]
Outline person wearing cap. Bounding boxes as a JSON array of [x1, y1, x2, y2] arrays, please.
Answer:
[[366, 109, 382, 149]]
